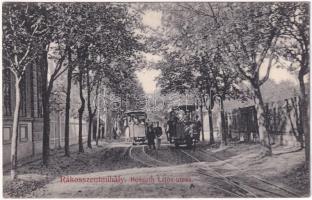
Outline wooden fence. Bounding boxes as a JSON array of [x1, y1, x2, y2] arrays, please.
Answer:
[[225, 96, 304, 145]]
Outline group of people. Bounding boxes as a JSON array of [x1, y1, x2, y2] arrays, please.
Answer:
[[128, 116, 145, 126], [122, 110, 202, 149], [186, 115, 201, 140], [146, 121, 163, 150]]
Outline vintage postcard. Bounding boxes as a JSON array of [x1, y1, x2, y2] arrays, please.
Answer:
[[2, 1, 310, 198]]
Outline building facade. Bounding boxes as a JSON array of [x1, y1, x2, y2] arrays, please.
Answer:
[[3, 63, 44, 165], [3, 63, 88, 165]]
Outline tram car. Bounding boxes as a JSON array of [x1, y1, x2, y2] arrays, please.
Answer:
[[166, 105, 200, 148], [123, 111, 147, 145]]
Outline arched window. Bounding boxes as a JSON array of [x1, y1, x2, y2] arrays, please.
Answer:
[[3, 69, 12, 116]]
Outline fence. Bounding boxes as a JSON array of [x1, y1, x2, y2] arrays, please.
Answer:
[[50, 115, 88, 149], [225, 96, 304, 146]]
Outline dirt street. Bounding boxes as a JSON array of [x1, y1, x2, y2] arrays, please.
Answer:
[[3, 141, 309, 198]]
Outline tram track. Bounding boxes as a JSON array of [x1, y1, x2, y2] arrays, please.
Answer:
[[128, 144, 300, 197], [129, 145, 170, 167], [180, 149, 257, 197], [198, 149, 301, 197], [180, 148, 300, 197], [129, 145, 250, 197], [142, 146, 171, 166]]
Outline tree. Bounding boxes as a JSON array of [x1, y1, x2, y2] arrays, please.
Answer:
[[2, 2, 53, 178], [175, 3, 300, 154], [203, 3, 281, 154], [75, 44, 88, 153], [69, 3, 143, 149], [64, 45, 73, 156], [40, 3, 74, 164], [201, 50, 241, 146], [151, 3, 245, 145], [23, 3, 77, 166], [41, 43, 68, 166], [86, 66, 101, 148], [275, 2, 309, 165], [146, 4, 218, 144], [167, 3, 279, 151], [156, 51, 211, 142], [62, 4, 83, 156], [4, 2, 143, 166]]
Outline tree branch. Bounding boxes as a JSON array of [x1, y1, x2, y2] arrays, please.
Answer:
[[255, 34, 277, 75], [236, 64, 253, 81], [207, 3, 218, 25], [49, 52, 67, 84], [51, 65, 69, 82], [259, 54, 275, 86], [18, 45, 31, 66], [177, 3, 215, 19]]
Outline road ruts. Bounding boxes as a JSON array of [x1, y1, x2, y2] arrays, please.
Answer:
[[180, 149, 257, 197], [199, 149, 301, 197], [129, 145, 170, 167], [180, 148, 300, 198]]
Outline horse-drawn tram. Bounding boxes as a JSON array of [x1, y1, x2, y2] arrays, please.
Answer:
[[166, 105, 200, 148], [123, 110, 147, 145]]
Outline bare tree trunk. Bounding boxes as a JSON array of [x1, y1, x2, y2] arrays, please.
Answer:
[[101, 113, 105, 139], [92, 121, 97, 141], [299, 72, 309, 167], [96, 93, 101, 145], [208, 107, 214, 144], [64, 46, 72, 157], [57, 113, 61, 148], [41, 49, 51, 166], [87, 114, 94, 148], [96, 87, 105, 144], [286, 98, 304, 148], [254, 86, 272, 156], [86, 74, 94, 148], [220, 97, 227, 146], [96, 122, 101, 146], [200, 104, 204, 141], [42, 93, 51, 166], [78, 69, 85, 153], [103, 110, 107, 139], [10, 77, 21, 180]]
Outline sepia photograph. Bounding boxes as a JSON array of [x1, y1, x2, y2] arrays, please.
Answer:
[[2, 1, 310, 198]]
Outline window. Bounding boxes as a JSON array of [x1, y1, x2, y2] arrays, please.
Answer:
[[3, 127, 11, 144], [37, 67, 43, 117], [3, 69, 12, 116], [19, 125, 28, 142], [20, 76, 27, 117]]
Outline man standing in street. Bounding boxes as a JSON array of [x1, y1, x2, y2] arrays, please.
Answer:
[[166, 114, 177, 143], [147, 123, 156, 150], [194, 115, 201, 142], [155, 122, 163, 149]]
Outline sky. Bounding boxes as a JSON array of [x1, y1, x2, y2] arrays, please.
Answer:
[[259, 58, 298, 85], [136, 69, 160, 94], [136, 10, 162, 94], [142, 11, 162, 29]]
